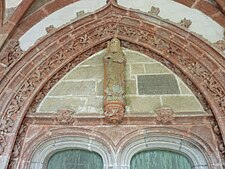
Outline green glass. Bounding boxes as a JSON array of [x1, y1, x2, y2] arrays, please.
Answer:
[[131, 150, 192, 169], [47, 149, 103, 169]]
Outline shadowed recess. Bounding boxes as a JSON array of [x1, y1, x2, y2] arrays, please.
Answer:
[[47, 149, 103, 169], [131, 150, 192, 169]]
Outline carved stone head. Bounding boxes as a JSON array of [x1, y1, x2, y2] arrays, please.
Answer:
[[109, 37, 121, 53]]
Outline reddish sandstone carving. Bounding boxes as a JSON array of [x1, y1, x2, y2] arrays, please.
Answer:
[[0, 2, 224, 168], [155, 107, 174, 124], [0, 134, 6, 154], [103, 38, 126, 124], [56, 109, 75, 125], [45, 25, 56, 34], [8, 124, 27, 169], [0, 39, 23, 68], [214, 40, 225, 51]]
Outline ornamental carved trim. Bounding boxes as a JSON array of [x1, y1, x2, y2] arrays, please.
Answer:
[[212, 121, 225, 159], [8, 124, 27, 169], [0, 2, 224, 167], [155, 107, 174, 124], [0, 39, 23, 79], [56, 109, 75, 125]]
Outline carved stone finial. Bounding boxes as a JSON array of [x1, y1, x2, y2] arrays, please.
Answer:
[[179, 18, 192, 28], [45, 25, 56, 34], [106, 0, 117, 4], [56, 109, 75, 125], [76, 10, 85, 18], [155, 107, 174, 124], [214, 40, 225, 51], [103, 38, 126, 124], [148, 6, 160, 16]]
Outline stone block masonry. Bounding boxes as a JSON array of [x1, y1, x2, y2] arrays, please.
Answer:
[[37, 49, 205, 115]]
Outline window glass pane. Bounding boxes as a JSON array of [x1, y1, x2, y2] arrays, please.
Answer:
[[131, 150, 192, 169], [47, 149, 103, 169]]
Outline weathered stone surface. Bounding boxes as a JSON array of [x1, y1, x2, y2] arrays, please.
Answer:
[[131, 64, 145, 75], [38, 49, 205, 116], [145, 63, 170, 74], [125, 64, 131, 80], [103, 38, 126, 124], [48, 81, 96, 96], [84, 96, 104, 114], [179, 81, 192, 95], [2, 3, 225, 169], [162, 96, 203, 112], [126, 96, 161, 113], [63, 66, 103, 80], [126, 80, 137, 94], [38, 97, 86, 112], [125, 50, 154, 63], [81, 51, 105, 65], [97, 80, 103, 96], [138, 75, 180, 95]]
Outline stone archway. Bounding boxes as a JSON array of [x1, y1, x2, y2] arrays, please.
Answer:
[[0, 1, 225, 168], [117, 127, 216, 169]]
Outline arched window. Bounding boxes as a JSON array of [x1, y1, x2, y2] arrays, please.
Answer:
[[130, 150, 192, 169], [47, 149, 103, 169]]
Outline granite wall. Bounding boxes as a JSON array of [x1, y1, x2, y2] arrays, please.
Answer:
[[37, 49, 205, 115]]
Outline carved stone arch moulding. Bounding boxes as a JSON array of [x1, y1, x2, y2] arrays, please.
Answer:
[[17, 127, 115, 169], [116, 127, 218, 168], [0, 2, 225, 168]]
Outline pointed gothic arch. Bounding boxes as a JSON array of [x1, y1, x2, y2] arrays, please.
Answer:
[[0, 1, 225, 168]]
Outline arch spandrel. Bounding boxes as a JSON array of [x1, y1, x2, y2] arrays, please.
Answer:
[[0, 1, 225, 169]]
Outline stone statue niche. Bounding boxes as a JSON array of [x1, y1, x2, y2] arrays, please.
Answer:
[[103, 38, 126, 124]]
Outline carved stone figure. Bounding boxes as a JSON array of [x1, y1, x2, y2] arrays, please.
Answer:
[[103, 38, 126, 124]]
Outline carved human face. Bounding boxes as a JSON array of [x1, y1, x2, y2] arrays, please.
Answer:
[[110, 38, 120, 53]]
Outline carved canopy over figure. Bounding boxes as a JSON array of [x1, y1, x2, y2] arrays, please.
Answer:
[[103, 38, 126, 124]]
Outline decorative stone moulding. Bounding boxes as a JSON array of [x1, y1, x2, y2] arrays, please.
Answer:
[[117, 127, 217, 169], [16, 127, 218, 169], [0, 39, 23, 68], [0, 1, 225, 168], [18, 128, 115, 169]]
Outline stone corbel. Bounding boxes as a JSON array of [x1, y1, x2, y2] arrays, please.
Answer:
[[155, 107, 174, 124]]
